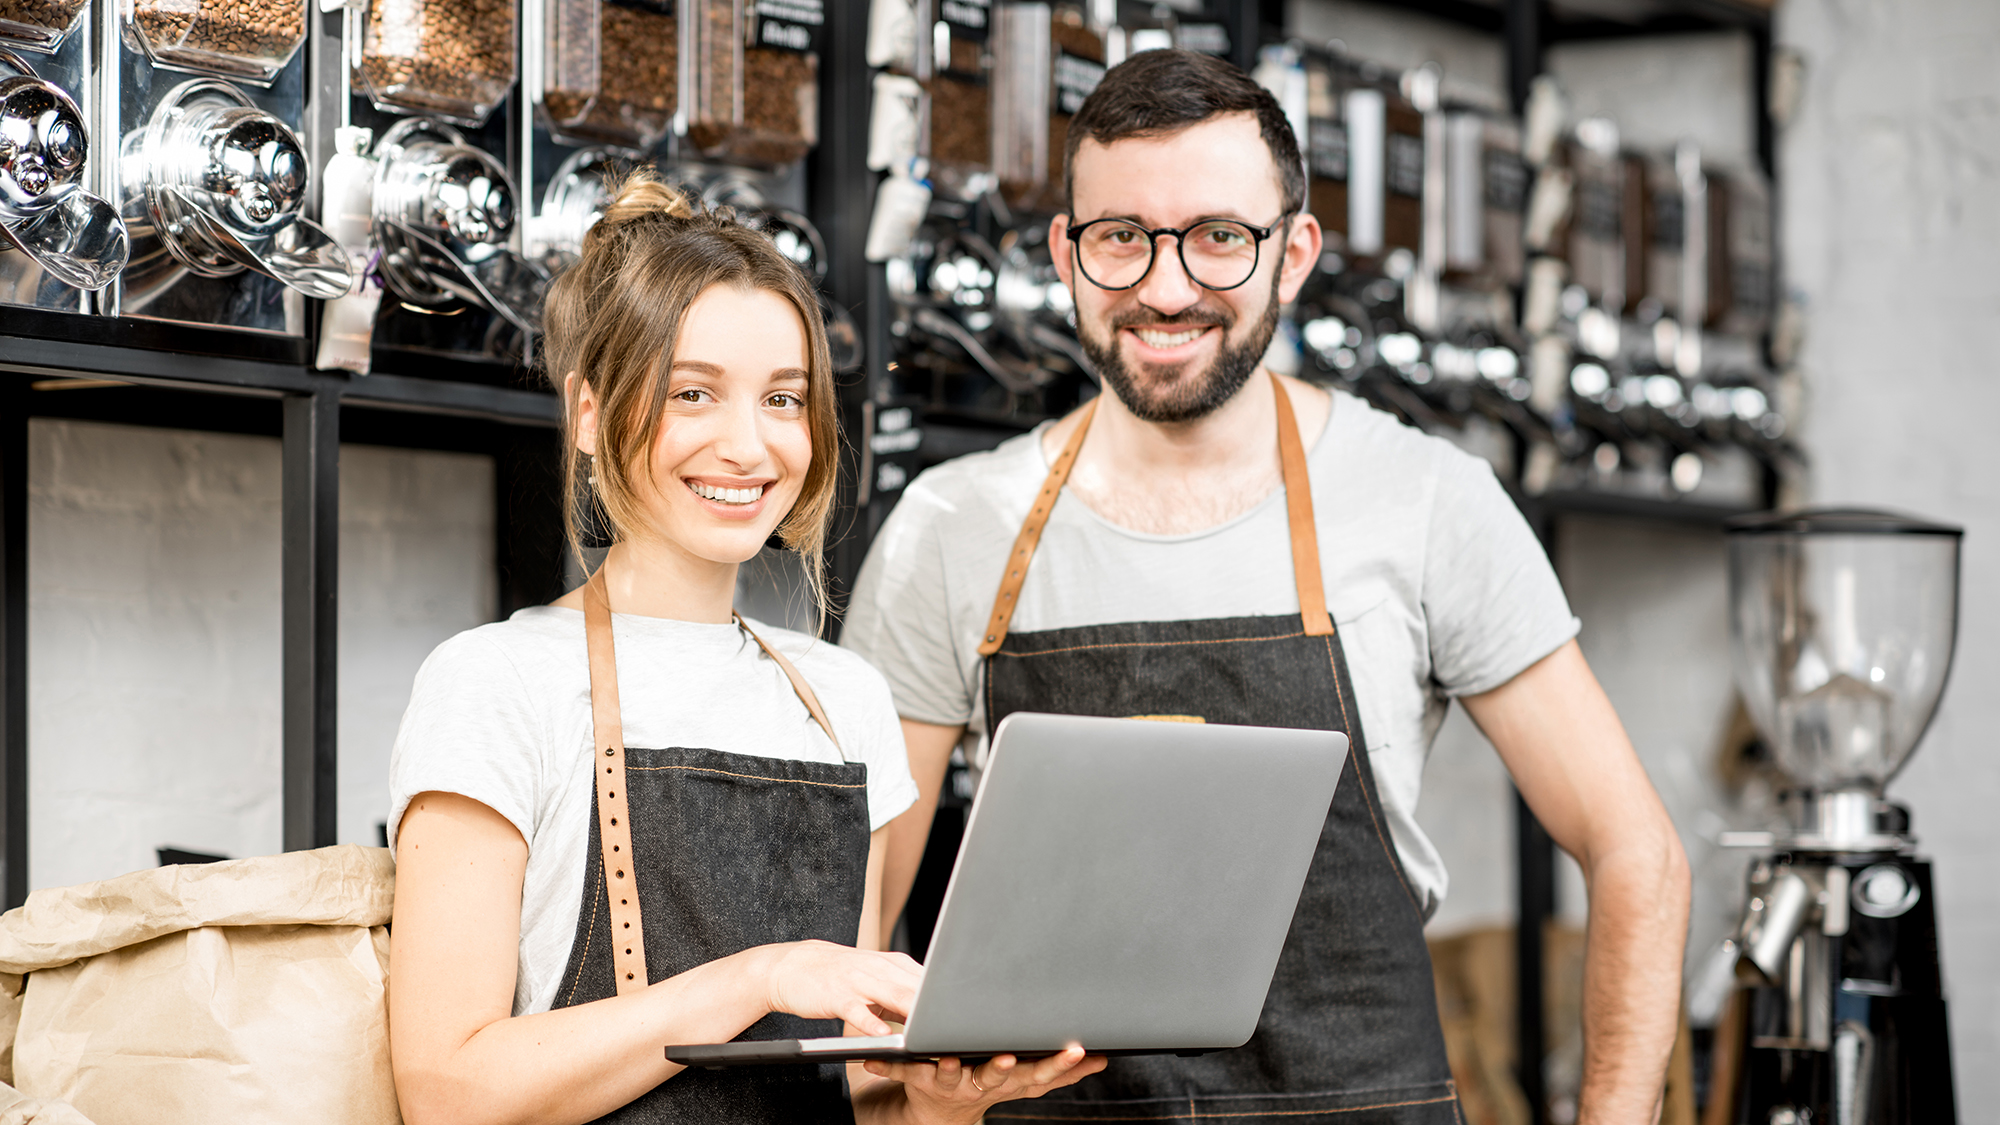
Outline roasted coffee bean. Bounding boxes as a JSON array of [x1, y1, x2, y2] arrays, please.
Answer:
[[686, 0, 816, 167], [132, 0, 304, 65], [543, 3, 675, 147], [0, 0, 87, 36], [356, 0, 514, 119], [929, 74, 989, 172]]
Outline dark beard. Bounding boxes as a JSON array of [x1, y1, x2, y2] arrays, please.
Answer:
[[1079, 270, 1283, 424]]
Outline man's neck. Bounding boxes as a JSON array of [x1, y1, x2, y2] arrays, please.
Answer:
[[1046, 368, 1332, 536]]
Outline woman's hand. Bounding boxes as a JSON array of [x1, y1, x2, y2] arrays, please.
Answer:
[[861, 1047, 1108, 1125], [761, 940, 924, 1036]]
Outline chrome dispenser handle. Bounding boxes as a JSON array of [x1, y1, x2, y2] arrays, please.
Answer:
[[0, 54, 131, 290], [385, 218, 547, 333], [0, 187, 129, 291], [159, 186, 353, 299]]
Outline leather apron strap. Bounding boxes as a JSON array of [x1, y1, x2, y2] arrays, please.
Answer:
[[582, 567, 844, 997], [976, 373, 1333, 658]]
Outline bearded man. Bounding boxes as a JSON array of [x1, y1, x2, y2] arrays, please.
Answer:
[[844, 48, 1689, 1125]]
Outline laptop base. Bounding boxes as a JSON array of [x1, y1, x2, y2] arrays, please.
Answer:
[[667, 1035, 1215, 1068]]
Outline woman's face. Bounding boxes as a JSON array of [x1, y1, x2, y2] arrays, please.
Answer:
[[631, 282, 814, 567]]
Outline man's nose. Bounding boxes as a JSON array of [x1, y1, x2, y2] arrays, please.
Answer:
[[1129, 236, 1204, 316]]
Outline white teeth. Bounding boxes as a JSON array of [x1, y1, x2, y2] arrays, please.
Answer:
[[690, 482, 763, 504], [1135, 327, 1204, 349]]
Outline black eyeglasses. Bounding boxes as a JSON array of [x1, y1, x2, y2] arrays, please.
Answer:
[[1064, 214, 1289, 292]]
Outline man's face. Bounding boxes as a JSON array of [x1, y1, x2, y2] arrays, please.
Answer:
[[1054, 112, 1319, 424]]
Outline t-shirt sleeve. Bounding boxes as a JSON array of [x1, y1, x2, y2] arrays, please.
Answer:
[[839, 655, 921, 831], [387, 629, 547, 851], [843, 479, 978, 726], [1422, 451, 1581, 697]]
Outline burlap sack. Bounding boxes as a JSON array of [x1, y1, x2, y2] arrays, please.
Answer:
[[0, 845, 400, 1125]]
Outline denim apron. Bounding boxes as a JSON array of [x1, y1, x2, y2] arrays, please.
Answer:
[[551, 566, 869, 1125], [979, 376, 1461, 1124]]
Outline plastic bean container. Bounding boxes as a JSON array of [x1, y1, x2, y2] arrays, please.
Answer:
[[0, 0, 86, 51], [127, 0, 308, 84], [682, 0, 819, 168], [925, 0, 991, 194], [355, 0, 515, 126], [542, 0, 675, 150]]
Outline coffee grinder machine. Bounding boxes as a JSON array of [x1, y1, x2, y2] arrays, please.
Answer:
[[1723, 509, 1962, 1124]]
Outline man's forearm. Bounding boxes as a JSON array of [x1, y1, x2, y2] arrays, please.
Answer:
[[1576, 837, 1690, 1125]]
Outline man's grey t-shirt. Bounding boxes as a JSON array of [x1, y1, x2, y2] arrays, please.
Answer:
[[843, 389, 1578, 916]]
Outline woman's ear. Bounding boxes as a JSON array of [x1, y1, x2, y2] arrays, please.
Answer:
[[566, 371, 599, 457]]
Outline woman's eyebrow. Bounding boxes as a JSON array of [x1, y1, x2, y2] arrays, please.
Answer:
[[669, 360, 723, 375]]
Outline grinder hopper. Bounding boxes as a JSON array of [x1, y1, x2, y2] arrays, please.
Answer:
[[1728, 509, 1962, 849]]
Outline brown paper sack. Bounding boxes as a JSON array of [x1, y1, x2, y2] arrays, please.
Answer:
[[0, 845, 399, 1125]]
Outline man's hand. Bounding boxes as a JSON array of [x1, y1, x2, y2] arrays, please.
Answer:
[[855, 1047, 1107, 1125], [1461, 639, 1690, 1125]]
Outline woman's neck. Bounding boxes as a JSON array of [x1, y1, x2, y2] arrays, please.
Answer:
[[554, 538, 739, 623]]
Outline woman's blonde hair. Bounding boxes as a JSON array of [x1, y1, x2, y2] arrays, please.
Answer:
[[542, 169, 839, 622]]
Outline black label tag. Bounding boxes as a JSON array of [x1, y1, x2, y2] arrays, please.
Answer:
[[1577, 178, 1621, 240], [1386, 131, 1423, 198], [940, 0, 990, 42], [606, 0, 672, 14], [1483, 148, 1526, 213], [752, 0, 823, 54], [1054, 50, 1105, 115], [1175, 22, 1229, 56], [1652, 192, 1684, 248], [1309, 119, 1347, 182]]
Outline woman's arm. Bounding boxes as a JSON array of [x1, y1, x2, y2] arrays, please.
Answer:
[[848, 828, 1106, 1125], [391, 791, 924, 1125]]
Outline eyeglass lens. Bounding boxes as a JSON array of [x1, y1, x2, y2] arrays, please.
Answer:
[[1075, 220, 1262, 290]]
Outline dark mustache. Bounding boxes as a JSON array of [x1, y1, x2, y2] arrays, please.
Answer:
[[1107, 305, 1234, 331]]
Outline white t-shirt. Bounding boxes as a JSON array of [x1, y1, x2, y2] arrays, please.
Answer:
[[388, 607, 919, 1017], [842, 390, 1578, 918]]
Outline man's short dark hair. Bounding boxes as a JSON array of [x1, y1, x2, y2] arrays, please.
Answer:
[[1064, 49, 1305, 217]]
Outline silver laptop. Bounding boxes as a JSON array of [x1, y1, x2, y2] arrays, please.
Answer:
[[667, 711, 1347, 1066]]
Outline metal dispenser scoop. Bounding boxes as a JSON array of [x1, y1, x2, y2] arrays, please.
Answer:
[[371, 117, 547, 333], [128, 78, 350, 299], [1723, 508, 1962, 1125], [0, 48, 129, 291]]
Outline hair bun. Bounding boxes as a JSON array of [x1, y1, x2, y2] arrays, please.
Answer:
[[597, 168, 698, 229]]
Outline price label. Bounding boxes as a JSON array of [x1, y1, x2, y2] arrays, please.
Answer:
[[1309, 119, 1347, 182], [1386, 131, 1423, 198], [1054, 50, 1105, 116], [940, 0, 990, 42], [753, 0, 823, 54], [1483, 148, 1527, 213]]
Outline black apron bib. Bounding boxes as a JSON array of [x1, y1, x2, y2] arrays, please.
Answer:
[[551, 568, 869, 1125], [978, 377, 1461, 1124]]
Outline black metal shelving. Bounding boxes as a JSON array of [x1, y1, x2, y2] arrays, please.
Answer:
[[0, 304, 565, 905]]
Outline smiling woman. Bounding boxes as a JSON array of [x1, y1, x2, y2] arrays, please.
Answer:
[[540, 175, 840, 623], [382, 170, 1102, 1125]]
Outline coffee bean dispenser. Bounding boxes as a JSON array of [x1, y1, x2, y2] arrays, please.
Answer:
[[370, 116, 547, 334], [354, 0, 515, 127], [115, 76, 348, 328], [0, 0, 84, 52], [535, 0, 674, 151], [127, 0, 307, 84], [528, 143, 617, 270], [0, 46, 128, 309], [683, 0, 822, 168]]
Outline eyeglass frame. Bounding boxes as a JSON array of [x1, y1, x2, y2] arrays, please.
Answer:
[[1061, 212, 1294, 293]]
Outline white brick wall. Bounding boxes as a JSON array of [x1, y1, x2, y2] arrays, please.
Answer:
[[27, 418, 495, 887]]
